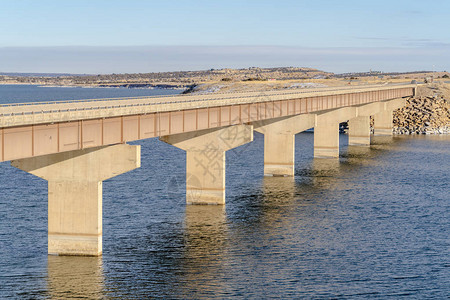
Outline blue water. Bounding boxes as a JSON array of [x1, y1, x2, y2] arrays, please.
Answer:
[[0, 84, 181, 104], [0, 85, 449, 298]]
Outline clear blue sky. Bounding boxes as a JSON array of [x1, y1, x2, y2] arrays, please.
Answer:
[[1, 0, 449, 73]]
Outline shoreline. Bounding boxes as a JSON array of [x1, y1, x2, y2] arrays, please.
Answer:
[[0, 82, 186, 90]]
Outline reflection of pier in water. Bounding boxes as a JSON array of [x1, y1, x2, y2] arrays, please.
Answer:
[[47, 256, 104, 299], [180, 205, 228, 298]]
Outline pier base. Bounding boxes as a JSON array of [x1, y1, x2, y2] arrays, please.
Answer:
[[12, 144, 140, 256]]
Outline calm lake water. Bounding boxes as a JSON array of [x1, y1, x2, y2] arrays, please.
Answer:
[[0, 85, 449, 299]]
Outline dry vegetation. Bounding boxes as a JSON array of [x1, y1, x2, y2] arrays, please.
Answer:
[[2, 67, 447, 92], [0, 67, 331, 88]]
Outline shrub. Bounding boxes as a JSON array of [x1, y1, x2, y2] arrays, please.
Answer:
[[242, 77, 266, 81]]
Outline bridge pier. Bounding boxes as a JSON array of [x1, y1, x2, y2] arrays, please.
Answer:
[[314, 120, 339, 158], [374, 98, 406, 136], [161, 125, 253, 205], [348, 116, 371, 146], [12, 144, 140, 256], [253, 115, 315, 176], [374, 110, 394, 136], [314, 108, 357, 158]]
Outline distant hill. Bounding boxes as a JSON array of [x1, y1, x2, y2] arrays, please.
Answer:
[[0, 72, 89, 77], [1, 68, 443, 89], [0, 67, 332, 87]]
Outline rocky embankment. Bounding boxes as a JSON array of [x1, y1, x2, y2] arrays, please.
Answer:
[[339, 84, 450, 135], [393, 84, 450, 134]]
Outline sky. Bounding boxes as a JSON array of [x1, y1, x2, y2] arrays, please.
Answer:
[[1, 0, 449, 74]]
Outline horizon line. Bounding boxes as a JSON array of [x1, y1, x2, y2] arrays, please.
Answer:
[[0, 68, 438, 77]]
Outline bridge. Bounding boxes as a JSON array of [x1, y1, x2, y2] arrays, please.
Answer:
[[0, 83, 415, 256]]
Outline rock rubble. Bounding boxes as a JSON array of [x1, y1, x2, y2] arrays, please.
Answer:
[[393, 96, 450, 134], [339, 84, 450, 135]]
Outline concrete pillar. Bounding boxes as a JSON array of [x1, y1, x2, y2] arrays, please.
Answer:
[[12, 144, 140, 256], [372, 98, 406, 136], [262, 133, 295, 176], [314, 120, 339, 158], [348, 116, 371, 146], [314, 107, 356, 158], [374, 110, 393, 136], [161, 125, 253, 205], [253, 115, 315, 176]]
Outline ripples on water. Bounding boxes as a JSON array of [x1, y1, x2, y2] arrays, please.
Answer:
[[0, 86, 449, 298]]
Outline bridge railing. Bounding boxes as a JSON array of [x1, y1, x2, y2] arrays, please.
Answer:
[[0, 84, 416, 128], [0, 82, 410, 108]]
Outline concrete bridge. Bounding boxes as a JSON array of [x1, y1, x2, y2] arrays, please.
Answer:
[[0, 84, 415, 256]]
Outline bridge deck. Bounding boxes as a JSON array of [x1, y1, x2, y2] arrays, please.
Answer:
[[0, 84, 415, 162], [1, 84, 414, 127]]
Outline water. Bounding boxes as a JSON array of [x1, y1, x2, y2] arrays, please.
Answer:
[[0, 85, 449, 298], [0, 84, 181, 104]]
